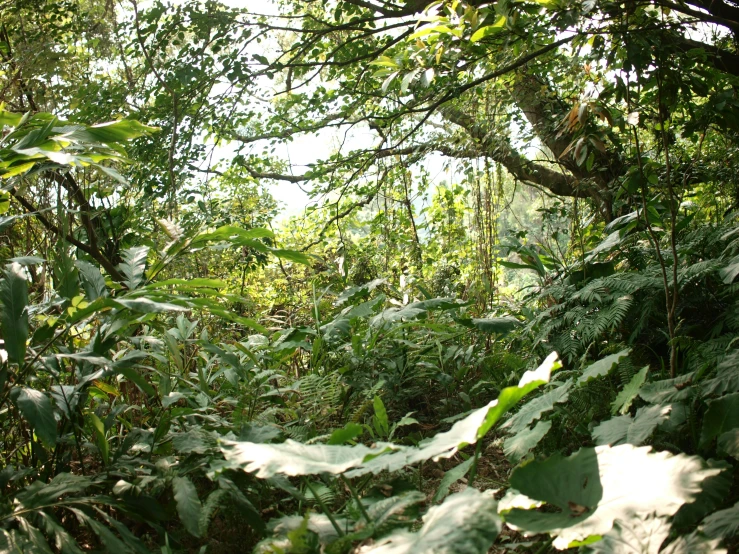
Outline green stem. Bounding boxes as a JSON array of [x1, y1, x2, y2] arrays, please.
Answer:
[[533, 537, 554, 554], [340, 475, 372, 524], [467, 441, 483, 487], [304, 479, 345, 537]]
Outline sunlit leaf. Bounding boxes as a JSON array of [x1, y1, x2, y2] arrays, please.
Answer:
[[502, 379, 572, 434], [65, 119, 158, 144], [221, 438, 393, 478], [584, 515, 671, 554], [115, 297, 188, 313], [506, 444, 722, 549], [468, 316, 521, 335], [661, 531, 726, 553], [469, 16, 506, 42], [223, 354, 560, 478], [361, 488, 501, 554]]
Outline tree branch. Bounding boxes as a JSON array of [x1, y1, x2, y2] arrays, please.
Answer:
[[9, 189, 125, 282], [441, 106, 588, 198]]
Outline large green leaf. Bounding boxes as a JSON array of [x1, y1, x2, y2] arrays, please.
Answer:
[[661, 532, 725, 553], [114, 297, 188, 313], [335, 278, 387, 306], [501, 379, 572, 434], [719, 254, 739, 284], [363, 488, 501, 554], [328, 422, 364, 445], [612, 365, 649, 415], [585, 515, 671, 554], [221, 439, 391, 478], [11, 387, 57, 447], [75, 261, 107, 301], [0, 263, 29, 364], [373, 395, 389, 437], [15, 473, 90, 508], [172, 428, 222, 454], [701, 500, 739, 539], [432, 457, 474, 503], [700, 392, 739, 448], [503, 419, 552, 463], [224, 353, 560, 479], [36, 511, 84, 554], [639, 373, 695, 404], [371, 298, 461, 324], [66, 119, 158, 144], [88, 413, 109, 464], [191, 225, 274, 245], [673, 460, 733, 530], [117, 246, 149, 289], [592, 405, 671, 446], [346, 352, 560, 476], [477, 352, 561, 437], [269, 248, 311, 265], [702, 352, 739, 397], [577, 349, 630, 385], [172, 476, 202, 537], [365, 490, 426, 532], [505, 445, 721, 549], [717, 429, 739, 459], [468, 316, 521, 335], [508, 446, 603, 527]]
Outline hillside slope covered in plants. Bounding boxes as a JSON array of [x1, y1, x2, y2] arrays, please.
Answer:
[[1, 0, 739, 552]]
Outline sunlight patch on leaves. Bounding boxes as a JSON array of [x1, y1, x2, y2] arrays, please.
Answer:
[[360, 488, 501, 554], [220, 439, 394, 478], [223, 353, 560, 478], [501, 379, 572, 434], [505, 444, 722, 549], [661, 532, 726, 553], [584, 515, 671, 553]]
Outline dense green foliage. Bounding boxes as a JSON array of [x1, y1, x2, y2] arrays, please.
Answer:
[[1, 0, 739, 552]]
